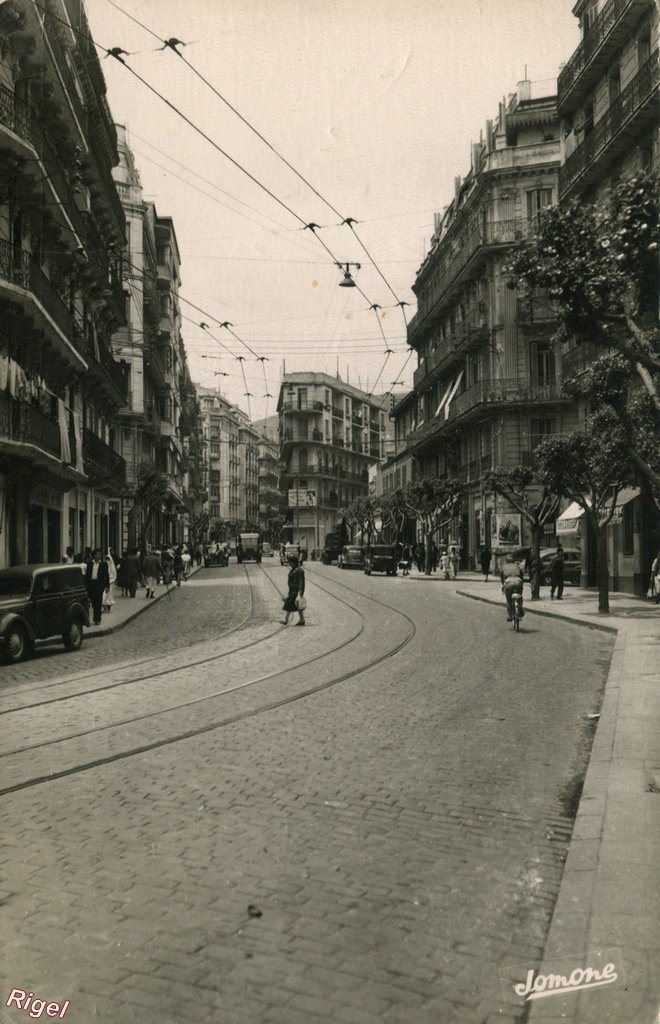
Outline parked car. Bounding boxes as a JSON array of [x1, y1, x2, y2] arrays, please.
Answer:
[[539, 547, 582, 586], [280, 543, 301, 565], [338, 545, 365, 570], [364, 545, 398, 576], [261, 542, 273, 557], [0, 564, 91, 664], [320, 531, 344, 565]]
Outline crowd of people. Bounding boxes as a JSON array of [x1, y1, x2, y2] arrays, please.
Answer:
[[396, 541, 461, 579]]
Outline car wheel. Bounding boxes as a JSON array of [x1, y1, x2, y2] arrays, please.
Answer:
[[63, 619, 83, 651], [2, 623, 30, 664]]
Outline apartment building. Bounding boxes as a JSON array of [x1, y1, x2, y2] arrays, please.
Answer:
[[197, 388, 260, 538], [111, 129, 195, 548], [257, 435, 282, 539], [556, 0, 658, 593], [403, 79, 580, 569], [0, 0, 129, 566], [277, 373, 388, 552]]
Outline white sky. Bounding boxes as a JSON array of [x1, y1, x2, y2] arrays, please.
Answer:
[[84, 0, 580, 421]]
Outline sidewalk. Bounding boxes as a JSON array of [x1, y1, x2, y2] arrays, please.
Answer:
[[452, 572, 660, 1023], [86, 564, 203, 638]]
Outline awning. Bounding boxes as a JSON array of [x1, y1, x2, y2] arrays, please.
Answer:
[[602, 487, 641, 522], [556, 501, 585, 534]]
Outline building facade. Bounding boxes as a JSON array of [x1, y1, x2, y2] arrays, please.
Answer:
[[256, 434, 282, 540], [277, 372, 388, 552], [111, 128, 196, 550], [555, 0, 658, 594], [0, 0, 129, 567], [403, 79, 581, 569]]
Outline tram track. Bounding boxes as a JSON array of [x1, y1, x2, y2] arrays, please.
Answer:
[[0, 564, 415, 798]]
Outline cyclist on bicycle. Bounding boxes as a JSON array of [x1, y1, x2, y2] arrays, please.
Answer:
[[500, 553, 524, 622]]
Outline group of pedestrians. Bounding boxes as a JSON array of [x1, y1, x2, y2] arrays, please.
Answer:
[[398, 542, 460, 579]]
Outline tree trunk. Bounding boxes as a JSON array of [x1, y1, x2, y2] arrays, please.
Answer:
[[530, 522, 543, 600], [425, 533, 432, 575], [595, 523, 610, 614]]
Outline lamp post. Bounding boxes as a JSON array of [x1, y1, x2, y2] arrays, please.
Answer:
[[336, 262, 361, 288]]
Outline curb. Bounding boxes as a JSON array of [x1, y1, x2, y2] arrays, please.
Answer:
[[86, 566, 204, 639], [455, 588, 619, 634]]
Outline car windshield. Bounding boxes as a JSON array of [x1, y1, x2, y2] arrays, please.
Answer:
[[0, 576, 31, 598]]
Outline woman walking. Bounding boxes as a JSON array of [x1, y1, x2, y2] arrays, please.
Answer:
[[280, 554, 306, 626], [103, 549, 117, 612]]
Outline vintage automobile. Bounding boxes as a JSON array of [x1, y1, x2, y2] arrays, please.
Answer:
[[0, 564, 91, 664], [236, 533, 261, 563], [261, 542, 274, 557], [364, 545, 398, 576], [539, 547, 582, 586], [280, 543, 301, 566], [338, 545, 365, 570]]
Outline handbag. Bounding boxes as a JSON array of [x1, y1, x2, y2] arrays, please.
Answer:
[[295, 595, 307, 611]]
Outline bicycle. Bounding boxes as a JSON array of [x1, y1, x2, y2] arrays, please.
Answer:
[[511, 591, 522, 632]]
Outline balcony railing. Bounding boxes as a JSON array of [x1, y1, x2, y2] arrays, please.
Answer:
[[557, 0, 644, 105], [282, 399, 325, 413], [0, 393, 61, 460], [413, 220, 536, 334], [0, 239, 85, 359], [413, 312, 489, 387], [82, 428, 126, 488], [0, 79, 31, 143], [560, 53, 658, 196], [408, 376, 566, 446], [561, 341, 617, 380]]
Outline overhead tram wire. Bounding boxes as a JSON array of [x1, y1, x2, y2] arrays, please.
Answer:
[[96, 0, 407, 354], [35, 0, 403, 382]]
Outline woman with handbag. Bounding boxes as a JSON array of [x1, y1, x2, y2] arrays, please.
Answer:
[[281, 554, 306, 626]]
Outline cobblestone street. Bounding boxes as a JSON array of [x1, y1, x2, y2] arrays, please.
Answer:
[[0, 564, 614, 1023]]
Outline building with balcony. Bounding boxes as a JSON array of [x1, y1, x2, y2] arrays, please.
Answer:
[[402, 79, 581, 569], [198, 387, 256, 539], [277, 373, 388, 552], [555, 0, 658, 594], [111, 128, 194, 548], [0, 0, 129, 567], [256, 435, 282, 539], [558, 0, 658, 201]]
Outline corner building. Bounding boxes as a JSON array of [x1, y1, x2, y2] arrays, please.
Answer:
[[405, 79, 581, 569], [278, 373, 387, 553]]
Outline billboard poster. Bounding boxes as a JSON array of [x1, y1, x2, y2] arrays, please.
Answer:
[[491, 513, 522, 547], [288, 489, 317, 507]]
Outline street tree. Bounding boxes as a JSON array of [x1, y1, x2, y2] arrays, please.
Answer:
[[380, 488, 409, 549], [403, 477, 463, 575], [534, 410, 634, 614], [508, 171, 659, 496], [341, 496, 383, 545], [484, 466, 559, 600]]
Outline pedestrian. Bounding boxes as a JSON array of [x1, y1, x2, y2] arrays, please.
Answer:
[[143, 548, 162, 599], [122, 548, 141, 598], [160, 545, 174, 585], [62, 546, 74, 564], [173, 546, 184, 587], [649, 551, 660, 604], [103, 549, 117, 612], [550, 545, 565, 600], [182, 547, 192, 580], [413, 542, 423, 573], [194, 542, 203, 567], [85, 548, 109, 626], [449, 545, 459, 580], [439, 548, 450, 579], [430, 540, 439, 573], [280, 554, 306, 626], [400, 542, 412, 576], [82, 546, 93, 569], [501, 552, 525, 622], [480, 546, 492, 582]]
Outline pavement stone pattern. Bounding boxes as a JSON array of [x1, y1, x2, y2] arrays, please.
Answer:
[[1, 564, 615, 1023]]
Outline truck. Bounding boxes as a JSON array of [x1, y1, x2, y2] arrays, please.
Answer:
[[320, 531, 344, 565], [236, 533, 261, 563]]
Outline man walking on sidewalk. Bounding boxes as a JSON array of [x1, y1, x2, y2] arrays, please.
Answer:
[[143, 548, 162, 599], [85, 549, 109, 626], [550, 545, 565, 600]]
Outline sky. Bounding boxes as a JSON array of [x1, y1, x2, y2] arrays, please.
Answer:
[[84, 0, 580, 422]]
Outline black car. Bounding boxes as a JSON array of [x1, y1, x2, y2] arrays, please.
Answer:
[[0, 564, 91, 664], [364, 545, 398, 576], [338, 545, 365, 570]]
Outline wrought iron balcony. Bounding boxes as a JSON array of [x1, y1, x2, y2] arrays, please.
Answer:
[[282, 399, 325, 413], [561, 341, 616, 380], [0, 393, 61, 461], [408, 376, 567, 447], [557, 0, 650, 110], [560, 52, 658, 197], [82, 428, 127, 492]]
